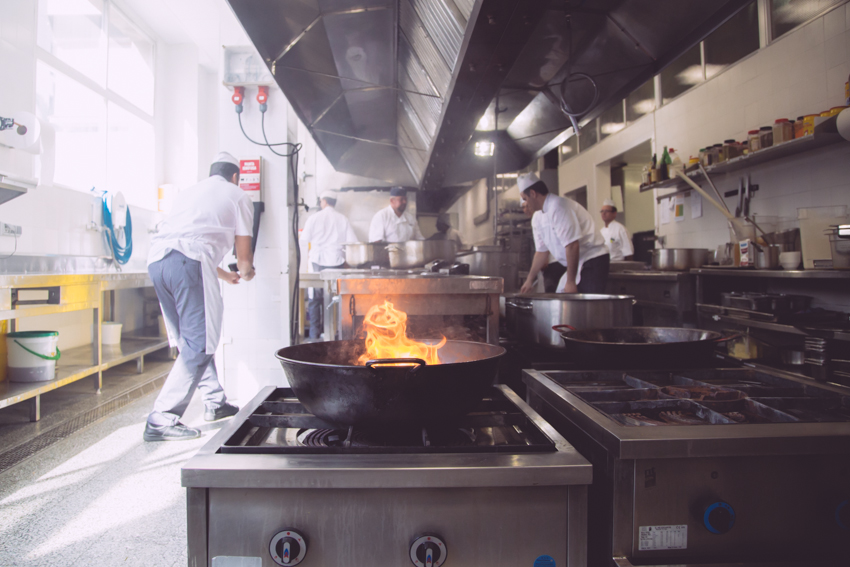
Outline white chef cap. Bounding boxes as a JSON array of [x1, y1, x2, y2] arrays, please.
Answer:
[[213, 151, 240, 168], [602, 198, 616, 208], [517, 172, 542, 193], [320, 190, 338, 200]]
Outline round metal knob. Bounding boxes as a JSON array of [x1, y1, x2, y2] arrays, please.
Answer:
[[269, 529, 307, 566], [409, 534, 447, 567], [703, 502, 736, 535]]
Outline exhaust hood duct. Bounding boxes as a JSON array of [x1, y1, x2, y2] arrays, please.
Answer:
[[227, 0, 753, 191]]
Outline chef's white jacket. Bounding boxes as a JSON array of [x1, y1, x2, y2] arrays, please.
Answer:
[[301, 205, 357, 267], [533, 193, 608, 289], [601, 219, 634, 261], [368, 205, 424, 242], [148, 174, 254, 354]]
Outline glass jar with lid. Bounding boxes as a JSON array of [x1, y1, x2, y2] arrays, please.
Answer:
[[723, 139, 742, 160], [773, 118, 793, 145], [759, 126, 773, 149]]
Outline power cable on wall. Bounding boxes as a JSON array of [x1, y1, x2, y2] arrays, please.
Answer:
[[235, 98, 303, 346]]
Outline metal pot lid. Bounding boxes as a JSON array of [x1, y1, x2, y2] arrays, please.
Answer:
[[558, 326, 722, 345], [505, 293, 635, 301]]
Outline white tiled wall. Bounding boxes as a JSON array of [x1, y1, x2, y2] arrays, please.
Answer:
[[558, 4, 850, 252]]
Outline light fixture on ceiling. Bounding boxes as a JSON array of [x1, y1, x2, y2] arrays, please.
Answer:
[[474, 140, 495, 157]]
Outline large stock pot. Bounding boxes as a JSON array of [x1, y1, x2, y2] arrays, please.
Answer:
[[504, 293, 634, 347]]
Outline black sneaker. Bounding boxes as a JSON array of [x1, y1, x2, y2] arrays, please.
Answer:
[[143, 422, 201, 442], [204, 402, 239, 422]]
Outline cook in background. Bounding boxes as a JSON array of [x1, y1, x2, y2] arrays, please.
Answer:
[[300, 189, 358, 341], [143, 151, 255, 442], [519, 172, 610, 294], [368, 187, 424, 243], [521, 191, 566, 292], [427, 212, 465, 249], [599, 198, 634, 261]]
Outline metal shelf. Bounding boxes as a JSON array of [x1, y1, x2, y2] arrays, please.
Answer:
[[0, 301, 100, 321], [692, 268, 850, 279], [641, 115, 844, 193], [101, 329, 169, 371], [698, 309, 850, 342]]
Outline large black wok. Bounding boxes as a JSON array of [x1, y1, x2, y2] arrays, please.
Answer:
[[555, 326, 736, 369], [275, 340, 506, 427]]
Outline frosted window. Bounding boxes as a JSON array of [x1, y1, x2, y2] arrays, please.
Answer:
[[626, 78, 655, 123], [660, 44, 702, 104], [107, 103, 155, 209], [600, 101, 625, 140], [771, 0, 845, 40], [37, 0, 107, 86], [108, 7, 155, 115], [36, 61, 107, 191], [704, 3, 759, 80]]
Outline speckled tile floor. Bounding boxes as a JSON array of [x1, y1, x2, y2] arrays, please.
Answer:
[[0, 361, 235, 567]]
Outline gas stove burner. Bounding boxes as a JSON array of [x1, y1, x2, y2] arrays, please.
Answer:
[[297, 427, 476, 448]]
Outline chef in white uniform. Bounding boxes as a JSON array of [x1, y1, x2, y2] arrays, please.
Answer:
[[300, 189, 358, 339], [368, 187, 424, 242], [599, 198, 634, 261], [143, 152, 255, 442], [518, 172, 609, 294], [428, 213, 465, 249]]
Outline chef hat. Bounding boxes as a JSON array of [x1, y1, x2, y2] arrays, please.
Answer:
[[602, 198, 616, 209], [213, 151, 240, 168], [517, 172, 542, 193], [390, 187, 407, 197], [320, 190, 338, 201]]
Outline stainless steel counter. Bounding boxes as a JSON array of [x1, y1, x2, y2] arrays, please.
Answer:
[[692, 267, 850, 279], [607, 271, 696, 326]]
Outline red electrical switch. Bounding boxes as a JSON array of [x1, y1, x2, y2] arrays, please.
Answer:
[[257, 86, 269, 105]]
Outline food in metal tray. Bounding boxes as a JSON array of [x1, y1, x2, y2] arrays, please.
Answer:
[[660, 385, 745, 401], [616, 413, 666, 426], [659, 410, 706, 425]]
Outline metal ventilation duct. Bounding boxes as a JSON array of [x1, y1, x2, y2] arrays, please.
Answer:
[[228, 0, 753, 190]]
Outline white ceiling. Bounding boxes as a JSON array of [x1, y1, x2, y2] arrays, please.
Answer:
[[117, 0, 251, 70]]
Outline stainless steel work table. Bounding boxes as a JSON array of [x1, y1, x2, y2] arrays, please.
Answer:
[[0, 272, 169, 421]]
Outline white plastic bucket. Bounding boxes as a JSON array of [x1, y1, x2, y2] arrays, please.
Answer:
[[101, 322, 122, 345], [6, 331, 60, 383]]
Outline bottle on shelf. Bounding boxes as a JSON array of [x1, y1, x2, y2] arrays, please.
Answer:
[[660, 146, 671, 180]]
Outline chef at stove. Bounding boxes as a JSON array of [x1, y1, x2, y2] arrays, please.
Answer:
[[599, 198, 634, 261], [368, 187, 424, 243], [519, 172, 610, 294]]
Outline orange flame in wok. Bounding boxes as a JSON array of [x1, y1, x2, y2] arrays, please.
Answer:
[[357, 300, 446, 365]]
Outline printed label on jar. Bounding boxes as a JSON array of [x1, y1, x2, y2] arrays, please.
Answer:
[[638, 525, 687, 551]]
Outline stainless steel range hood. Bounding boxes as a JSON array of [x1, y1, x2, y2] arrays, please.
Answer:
[[228, 0, 752, 190]]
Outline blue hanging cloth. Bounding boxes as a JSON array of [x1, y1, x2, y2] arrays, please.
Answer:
[[102, 193, 133, 265]]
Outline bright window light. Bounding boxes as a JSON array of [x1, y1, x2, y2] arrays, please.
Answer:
[[474, 140, 494, 157]]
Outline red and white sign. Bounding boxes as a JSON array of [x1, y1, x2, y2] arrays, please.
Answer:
[[239, 158, 262, 201]]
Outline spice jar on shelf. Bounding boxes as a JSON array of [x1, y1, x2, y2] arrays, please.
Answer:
[[801, 114, 819, 137], [759, 126, 773, 149], [747, 130, 761, 152], [723, 139, 742, 160], [794, 116, 805, 138], [829, 105, 848, 116], [773, 118, 793, 145]]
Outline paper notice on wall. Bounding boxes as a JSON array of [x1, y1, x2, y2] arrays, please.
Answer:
[[691, 192, 703, 219], [660, 198, 672, 224], [674, 195, 685, 222]]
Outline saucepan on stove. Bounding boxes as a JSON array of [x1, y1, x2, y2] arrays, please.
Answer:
[[275, 340, 505, 427], [554, 326, 738, 368]]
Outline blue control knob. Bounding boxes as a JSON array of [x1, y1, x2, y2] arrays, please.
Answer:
[[836, 500, 849, 530], [703, 502, 736, 535]]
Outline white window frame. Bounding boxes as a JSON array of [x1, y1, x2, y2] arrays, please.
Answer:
[[35, 0, 156, 194]]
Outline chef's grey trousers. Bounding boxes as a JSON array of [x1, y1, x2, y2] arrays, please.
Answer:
[[146, 250, 226, 426]]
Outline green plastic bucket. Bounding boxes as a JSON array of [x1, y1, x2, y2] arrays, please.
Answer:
[[6, 331, 61, 383]]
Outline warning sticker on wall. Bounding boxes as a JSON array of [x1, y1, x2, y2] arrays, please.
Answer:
[[239, 158, 262, 201], [638, 525, 687, 551]]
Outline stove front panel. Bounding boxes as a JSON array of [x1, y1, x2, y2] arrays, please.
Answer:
[[626, 454, 850, 564], [206, 485, 579, 567]]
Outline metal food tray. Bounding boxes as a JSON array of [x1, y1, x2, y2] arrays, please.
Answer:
[[754, 397, 850, 422], [594, 399, 736, 426], [697, 302, 778, 322], [699, 399, 799, 423], [572, 388, 661, 403]]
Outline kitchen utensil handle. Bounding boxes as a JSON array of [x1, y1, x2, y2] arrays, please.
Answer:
[[713, 333, 742, 344], [365, 358, 426, 369], [675, 170, 735, 221], [552, 324, 577, 332], [505, 299, 532, 310]]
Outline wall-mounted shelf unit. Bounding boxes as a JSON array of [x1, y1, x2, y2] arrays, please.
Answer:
[[641, 114, 845, 196]]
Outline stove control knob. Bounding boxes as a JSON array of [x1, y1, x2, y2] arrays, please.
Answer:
[[703, 502, 736, 535], [269, 528, 307, 566], [410, 534, 447, 567], [836, 499, 849, 530]]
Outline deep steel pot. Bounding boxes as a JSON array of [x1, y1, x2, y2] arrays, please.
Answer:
[[344, 242, 390, 268], [556, 326, 736, 368], [651, 248, 709, 271], [275, 339, 505, 427], [504, 293, 634, 347], [386, 240, 457, 268]]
